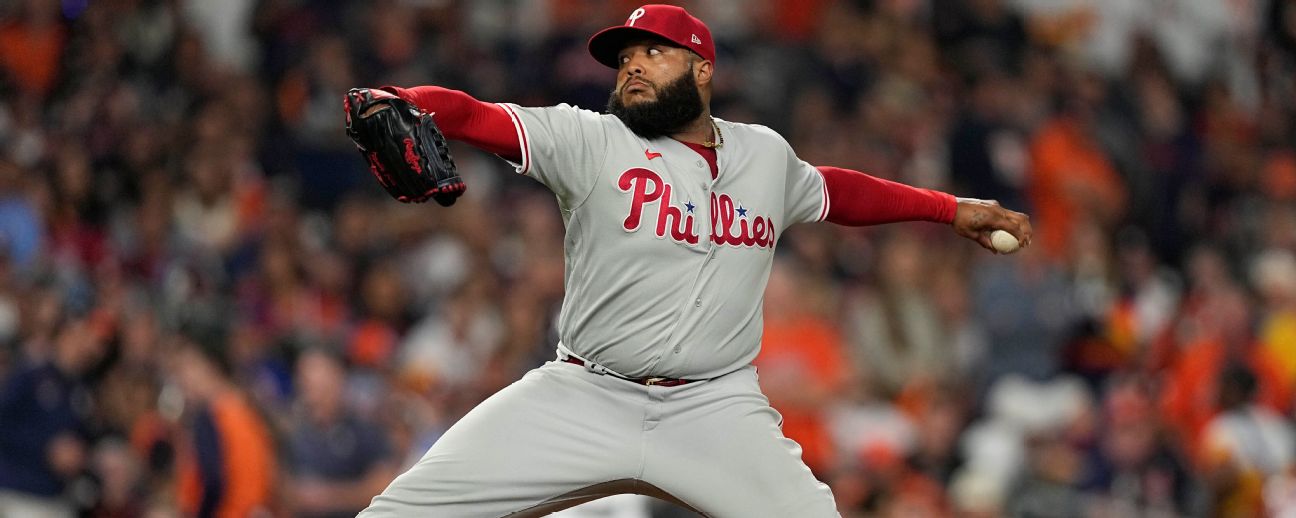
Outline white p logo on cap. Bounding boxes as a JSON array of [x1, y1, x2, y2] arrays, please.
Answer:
[[627, 7, 646, 26]]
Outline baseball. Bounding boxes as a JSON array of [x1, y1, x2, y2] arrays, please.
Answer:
[[991, 230, 1020, 253]]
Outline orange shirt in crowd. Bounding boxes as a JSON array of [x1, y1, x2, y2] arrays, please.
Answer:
[[756, 315, 849, 473], [0, 21, 65, 97], [350, 319, 400, 368], [1261, 310, 1296, 387], [765, 0, 832, 41], [1159, 338, 1291, 458], [1262, 149, 1296, 200], [177, 391, 277, 518], [1027, 116, 1126, 261]]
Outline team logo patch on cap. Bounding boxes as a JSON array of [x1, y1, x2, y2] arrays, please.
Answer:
[[627, 7, 645, 26]]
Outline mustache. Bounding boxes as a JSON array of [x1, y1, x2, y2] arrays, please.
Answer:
[[619, 76, 656, 95]]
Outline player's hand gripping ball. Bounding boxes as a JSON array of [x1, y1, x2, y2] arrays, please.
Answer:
[[344, 88, 465, 206], [952, 197, 1032, 254]]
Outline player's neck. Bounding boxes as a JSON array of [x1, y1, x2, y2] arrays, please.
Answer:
[[669, 109, 715, 146]]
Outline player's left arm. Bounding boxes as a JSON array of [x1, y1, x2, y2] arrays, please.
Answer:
[[377, 85, 521, 161], [815, 165, 1032, 253]]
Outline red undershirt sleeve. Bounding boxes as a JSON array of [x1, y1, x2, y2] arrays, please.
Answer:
[[817, 166, 957, 226], [381, 85, 522, 163]]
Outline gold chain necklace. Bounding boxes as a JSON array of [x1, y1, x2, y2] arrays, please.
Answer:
[[702, 118, 724, 149]]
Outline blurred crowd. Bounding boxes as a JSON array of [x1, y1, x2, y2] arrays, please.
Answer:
[[2, 0, 1296, 516]]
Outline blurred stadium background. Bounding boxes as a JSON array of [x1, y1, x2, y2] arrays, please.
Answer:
[[2, 0, 1296, 516]]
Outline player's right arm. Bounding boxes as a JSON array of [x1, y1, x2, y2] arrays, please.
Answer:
[[773, 129, 1031, 252]]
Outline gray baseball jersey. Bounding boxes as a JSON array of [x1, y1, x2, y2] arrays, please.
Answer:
[[498, 103, 828, 380], [360, 104, 840, 517]]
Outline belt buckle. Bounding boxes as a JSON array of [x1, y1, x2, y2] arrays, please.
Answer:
[[644, 377, 667, 386]]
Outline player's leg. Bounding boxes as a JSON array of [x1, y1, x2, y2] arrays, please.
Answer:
[[640, 366, 840, 517], [359, 361, 646, 517]]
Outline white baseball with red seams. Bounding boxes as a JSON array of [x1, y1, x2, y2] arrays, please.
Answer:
[[991, 229, 1020, 253]]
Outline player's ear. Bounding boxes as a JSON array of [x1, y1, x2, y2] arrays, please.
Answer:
[[694, 58, 713, 87]]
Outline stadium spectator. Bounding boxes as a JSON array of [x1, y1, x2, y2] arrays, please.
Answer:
[[171, 319, 277, 518], [0, 316, 102, 518], [284, 348, 397, 518]]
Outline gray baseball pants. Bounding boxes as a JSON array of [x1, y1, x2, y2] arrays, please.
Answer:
[[357, 359, 839, 517]]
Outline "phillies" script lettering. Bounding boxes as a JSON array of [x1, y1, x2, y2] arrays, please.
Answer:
[[618, 168, 775, 249]]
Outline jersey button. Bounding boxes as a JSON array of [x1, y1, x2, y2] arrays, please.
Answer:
[[694, 298, 702, 307], [695, 160, 704, 168]]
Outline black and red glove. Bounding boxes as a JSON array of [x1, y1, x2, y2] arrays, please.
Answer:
[[344, 88, 466, 206]]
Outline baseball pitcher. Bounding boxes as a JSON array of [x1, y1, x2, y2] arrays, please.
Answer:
[[346, 5, 1032, 517]]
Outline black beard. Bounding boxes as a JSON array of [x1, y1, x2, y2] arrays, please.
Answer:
[[606, 68, 704, 139]]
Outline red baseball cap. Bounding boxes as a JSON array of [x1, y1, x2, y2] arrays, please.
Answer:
[[587, 4, 715, 69]]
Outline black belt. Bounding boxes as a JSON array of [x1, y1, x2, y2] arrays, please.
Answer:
[[561, 357, 696, 387]]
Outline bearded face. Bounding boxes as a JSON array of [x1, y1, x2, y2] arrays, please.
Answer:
[[606, 62, 704, 140]]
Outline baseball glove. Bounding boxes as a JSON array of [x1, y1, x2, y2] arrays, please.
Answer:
[[344, 88, 465, 206]]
